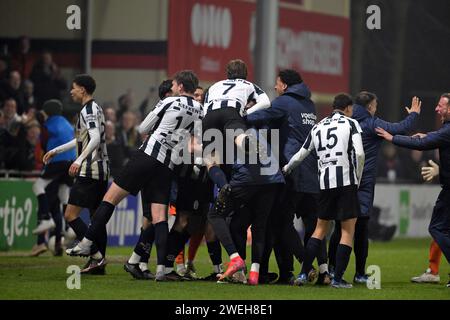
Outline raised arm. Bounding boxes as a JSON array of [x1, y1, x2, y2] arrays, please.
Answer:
[[376, 127, 450, 151], [372, 96, 421, 135], [138, 110, 159, 135]]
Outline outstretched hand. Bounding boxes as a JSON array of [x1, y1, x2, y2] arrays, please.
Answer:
[[405, 96, 422, 114], [375, 127, 393, 142], [421, 159, 439, 182], [43, 150, 56, 165]]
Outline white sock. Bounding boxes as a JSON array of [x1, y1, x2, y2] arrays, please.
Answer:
[[177, 263, 186, 272], [156, 265, 165, 274], [230, 253, 240, 260], [128, 252, 141, 264], [250, 263, 260, 273], [319, 263, 329, 274], [165, 267, 173, 274], [91, 251, 102, 260], [139, 262, 148, 272], [213, 265, 221, 274]]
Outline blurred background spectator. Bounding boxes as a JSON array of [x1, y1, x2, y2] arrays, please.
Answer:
[[30, 50, 67, 108], [116, 110, 142, 162], [10, 35, 35, 80], [105, 120, 125, 178], [377, 144, 403, 183], [0, 70, 26, 114], [116, 90, 135, 122]]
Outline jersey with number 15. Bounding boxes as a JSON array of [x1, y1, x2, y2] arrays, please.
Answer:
[[296, 111, 364, 190]]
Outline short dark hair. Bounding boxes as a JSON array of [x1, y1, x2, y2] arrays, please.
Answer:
[[355, 91, 377, 108], [73, 74, 96, 95], [278, 69, 303, 87], [226, 59, 247, 79], [173, 70, 198, 94], [441, 93, 450, 105], [196, 86, 204, 91], [333, 93, 353, 110], [158, 79, 173, 100]]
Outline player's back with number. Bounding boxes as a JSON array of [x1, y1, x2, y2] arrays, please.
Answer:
[[140, 95, 203, 169], [205, 79, 265, 116], [150, 96, 203, 147], [311, 113, 361, 188], [286, 95, 364, 191]]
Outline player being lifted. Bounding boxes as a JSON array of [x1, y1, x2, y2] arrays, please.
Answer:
[[43, 74, 109, 274], [67, 70, 204, 281], [200, 59, 270, 186], [195, 59, 271, 280], [283, 94, 365, 288]]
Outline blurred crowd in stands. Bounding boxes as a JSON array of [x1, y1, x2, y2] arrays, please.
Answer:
[[0, 36, 439, 183]]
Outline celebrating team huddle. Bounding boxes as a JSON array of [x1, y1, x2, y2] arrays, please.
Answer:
[[37, 58, 450, 289]]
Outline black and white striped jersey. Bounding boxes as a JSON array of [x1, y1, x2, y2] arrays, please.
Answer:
[[286, 111, 365, 190], [204, 79, 267, 117], [76, 99, 109, 181], [139, 95, 203, 170]]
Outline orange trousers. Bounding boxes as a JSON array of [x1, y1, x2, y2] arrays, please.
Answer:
[[429, 239, 442, 275]]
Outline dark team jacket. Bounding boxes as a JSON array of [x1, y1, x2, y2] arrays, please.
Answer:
[[393, 121, 450, 190], [352, 104, 418, 214], [245, 82, 318, 193], [230, 127, 285, 187]]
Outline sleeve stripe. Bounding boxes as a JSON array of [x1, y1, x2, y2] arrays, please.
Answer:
[[86, 102, 93, 115], [157, 101, 173, 117]]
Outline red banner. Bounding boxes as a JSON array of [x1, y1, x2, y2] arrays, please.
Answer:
[[168, 0, 350, 94]]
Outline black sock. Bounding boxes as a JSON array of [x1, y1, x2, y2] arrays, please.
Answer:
[[208, 166, 228, 189], [334, 244, 352, 282], [354, 219, 369, 276], [37, 232, 46, 245], [68, 217, 88, 241], [207, 210, 237, 256], [206, 240, 222, 266], [96, 226, 107, 257], [317, 240, 328, 266], [154, 221, 169, 266], [50, 204, 62, 244], [300, 237, 322, 274], [165, 228, 190, 268], [134, 226, 154, 257], [37, 194, 50, 220], [67, 217, 100, 253], [328, 222, 341, 269], [85, 201, 115, 241], [140, 225, 155, 263]]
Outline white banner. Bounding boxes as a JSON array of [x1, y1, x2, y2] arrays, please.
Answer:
[[373, 184, 441, 238]]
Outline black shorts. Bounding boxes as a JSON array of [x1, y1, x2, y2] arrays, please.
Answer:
[[202, 107, 247, 136], [176, 177, 214, 212], [42, 161, 73, 186], [115, 150, 173, 202], [292, 192, 319, 219], [68, 176, 108, 210], [202, 108, 247, 166], [318, 185, 360, 221]]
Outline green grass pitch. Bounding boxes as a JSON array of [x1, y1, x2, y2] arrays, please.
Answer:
[[0, 238, 449, 300]]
